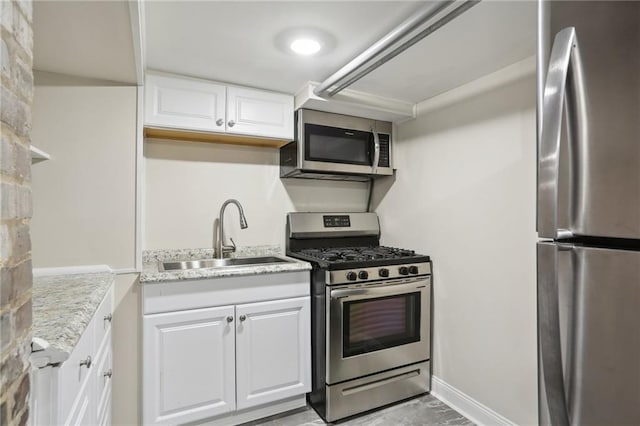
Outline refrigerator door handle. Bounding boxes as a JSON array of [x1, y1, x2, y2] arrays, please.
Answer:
[[538, 27, 587, 239], [538, 242, 571, 426]]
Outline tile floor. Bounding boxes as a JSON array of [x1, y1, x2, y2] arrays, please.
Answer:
[[244, 394, 473, 426]]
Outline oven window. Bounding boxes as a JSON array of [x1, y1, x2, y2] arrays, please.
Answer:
[[343, 292, 421, 357], [305, 124, 372, 165]]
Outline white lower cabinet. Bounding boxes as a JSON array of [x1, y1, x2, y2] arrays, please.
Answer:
[[64, 374, 94, 426], [95, 331, 113, 426], [142, 271, 311, 425], [30, 286, 114, 426], [60, 289, 113, 426], [144, 306, 236, 425], [236, 297, 310, 410]]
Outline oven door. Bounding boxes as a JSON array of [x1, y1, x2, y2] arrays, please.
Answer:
[[327, 277, 431, 384]]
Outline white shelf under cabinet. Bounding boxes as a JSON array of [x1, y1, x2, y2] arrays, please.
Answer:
[[30, 145, 51, 163]]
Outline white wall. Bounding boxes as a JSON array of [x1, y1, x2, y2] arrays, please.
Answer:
[[31, 73, 137, 270], [31, 72, 141, 423], [112, 273, 141, 425], [144, 139, 368, 250], [376, 58, 538, 425]]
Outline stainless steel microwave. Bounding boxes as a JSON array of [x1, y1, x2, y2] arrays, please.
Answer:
[[280, 109, 393, 181]]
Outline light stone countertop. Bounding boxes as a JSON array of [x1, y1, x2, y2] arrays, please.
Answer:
[[32, 270, 114, 362], [141, 245, 311, 284]]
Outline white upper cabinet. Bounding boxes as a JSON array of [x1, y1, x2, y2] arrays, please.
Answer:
[[144, 72, 294, 141], [226, 86, 294, 140], [145, 73, 226, 132]]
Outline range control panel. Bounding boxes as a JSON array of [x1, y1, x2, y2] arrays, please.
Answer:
[[323, 215, 351, 228], [326, 262, 432, 285]]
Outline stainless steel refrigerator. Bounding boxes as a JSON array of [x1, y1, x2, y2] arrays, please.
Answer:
[[537, 1, 640, 425]]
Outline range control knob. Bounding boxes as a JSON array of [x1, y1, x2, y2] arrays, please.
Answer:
[[409, 266, 419, 275], [399, 266, 409, 276], [346, 271, 358, 281], [378, 268, 390, 278], [358, 271, 369, 280]]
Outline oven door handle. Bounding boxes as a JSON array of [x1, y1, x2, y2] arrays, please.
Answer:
[[331, 282, 426, 299]]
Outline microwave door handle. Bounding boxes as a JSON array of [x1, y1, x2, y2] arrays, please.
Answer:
[[371, 126, 380, 174], [538, 26, 586, 239]]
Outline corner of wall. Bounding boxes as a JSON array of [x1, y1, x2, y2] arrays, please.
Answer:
[[0, 0, 34, 424]]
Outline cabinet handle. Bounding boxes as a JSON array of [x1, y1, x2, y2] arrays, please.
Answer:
[[239, 315, 246, 322], [80, 356, 92, 369], [104, 313, 112, 322], [103, 369, 113, 379], [226, 316, 233, 323], [228, 120, 235, 127], [216, 118, 223, 127]]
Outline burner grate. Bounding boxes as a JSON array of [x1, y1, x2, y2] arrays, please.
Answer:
[[297, 246, 419, 263]]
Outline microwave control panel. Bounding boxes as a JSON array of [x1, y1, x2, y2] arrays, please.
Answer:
[[378, 134, 390, 168]]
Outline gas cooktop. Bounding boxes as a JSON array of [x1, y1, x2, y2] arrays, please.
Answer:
[[290, 245, 430, 270]]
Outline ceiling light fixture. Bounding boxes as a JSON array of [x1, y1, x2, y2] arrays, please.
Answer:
[[290, 38, 321, 56], [274, 28, 335, 57]]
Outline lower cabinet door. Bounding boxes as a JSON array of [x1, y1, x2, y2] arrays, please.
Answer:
[[143, 305, 236, 425], [95, 331, 112, 426], [64, 374, 94, 426], [235, 297, 311, 410]]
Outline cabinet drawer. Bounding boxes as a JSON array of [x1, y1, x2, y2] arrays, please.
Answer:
[[94, 287, 113, 352], [95, 331, 112, 426], [57, 324, 94, 424]]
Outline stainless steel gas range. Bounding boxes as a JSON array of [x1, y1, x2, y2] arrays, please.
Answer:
[[286, 212, 432, 422]]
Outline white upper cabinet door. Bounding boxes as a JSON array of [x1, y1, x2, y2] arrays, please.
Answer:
[[143, 305, 236, 425], [145, 73, 226, 132], [226, 86, 294, 140], [235, 297, 310, 410]]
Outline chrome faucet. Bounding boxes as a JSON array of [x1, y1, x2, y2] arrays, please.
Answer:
[[216, 199, 248, 259]]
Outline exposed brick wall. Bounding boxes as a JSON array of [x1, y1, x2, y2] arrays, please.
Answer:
[[0, 0, 33, 425]]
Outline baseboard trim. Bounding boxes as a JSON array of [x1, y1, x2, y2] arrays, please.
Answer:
[[431, 376, 515, 426], [200, 395, 307, 425]]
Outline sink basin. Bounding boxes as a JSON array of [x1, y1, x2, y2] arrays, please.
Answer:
[[159, 256, 290, 272]]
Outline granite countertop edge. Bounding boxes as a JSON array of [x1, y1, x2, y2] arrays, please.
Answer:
[[32, 270, 115, 363], [141, 245, 311, 284]]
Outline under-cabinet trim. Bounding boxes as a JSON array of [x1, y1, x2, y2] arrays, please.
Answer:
[[144, 126, 289, 148]]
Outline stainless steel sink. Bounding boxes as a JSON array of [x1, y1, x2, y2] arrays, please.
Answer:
[[159, 256, 290, 272]]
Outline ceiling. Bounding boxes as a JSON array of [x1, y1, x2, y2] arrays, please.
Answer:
[[33, 1, 537, 103], [144, 1, 425, 95], [33, 0, 138, 84]]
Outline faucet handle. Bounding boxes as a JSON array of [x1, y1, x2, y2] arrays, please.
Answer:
[[229, 237, 237, 252]]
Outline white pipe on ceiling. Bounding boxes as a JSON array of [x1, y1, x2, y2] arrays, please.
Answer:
[[314, 0, 481, 98]]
